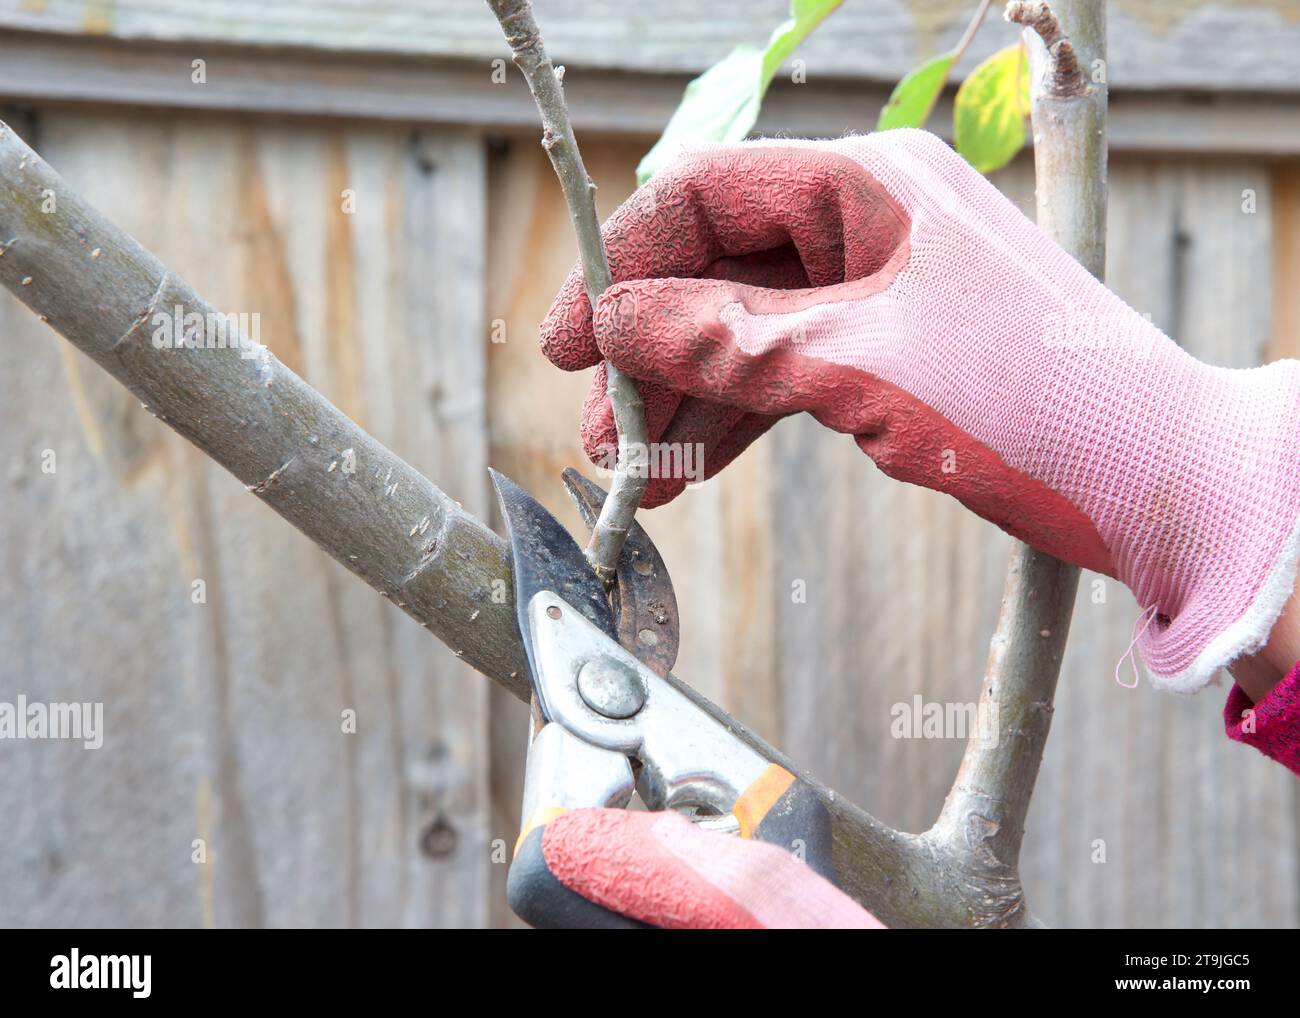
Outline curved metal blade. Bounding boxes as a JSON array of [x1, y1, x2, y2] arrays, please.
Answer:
[[490, 470, 616, 712], [561, 468, 679, 677]]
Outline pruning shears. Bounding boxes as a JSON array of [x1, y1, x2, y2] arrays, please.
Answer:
[[491, 468, 837, 929]]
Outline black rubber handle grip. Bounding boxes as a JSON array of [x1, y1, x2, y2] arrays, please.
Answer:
[[735, 765, 838, 884], [507, 824, 649, 929], [508, 766, 837, 928]]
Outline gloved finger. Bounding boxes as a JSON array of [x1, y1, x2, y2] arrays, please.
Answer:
[[708, 409, 785, 481], [647, 400, 782, 505], [578, 365, 700, 508], [702, 242, 811, 290], [539, 143, 907, 371], [572, 242, 804, 507], [591, 274, 899, 435], [541, 808, 885, 929], [578, 363, 683, 478]]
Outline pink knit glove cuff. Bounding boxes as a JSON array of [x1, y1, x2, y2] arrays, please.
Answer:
[[1225, 662, 1300, 774]]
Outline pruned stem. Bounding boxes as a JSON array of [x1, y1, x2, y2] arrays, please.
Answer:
[[1006, 0, 1090, 98], [485, 0, 648, 582]]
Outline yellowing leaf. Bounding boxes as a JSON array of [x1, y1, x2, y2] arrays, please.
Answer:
[[953, 42, 1031, 174], [877, 52, 955, 131]]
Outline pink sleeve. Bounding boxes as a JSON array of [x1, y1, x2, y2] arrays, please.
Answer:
[[1224, 661, 1300, 774]]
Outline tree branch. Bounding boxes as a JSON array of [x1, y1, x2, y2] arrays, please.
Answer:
[[0, 118, 913, 926], [485, 0, 649, 583], [0, 120, 532, 701], [920, 0, 1107, 927]]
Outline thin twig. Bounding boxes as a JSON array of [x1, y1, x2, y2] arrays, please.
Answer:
[[485, 0, 649, 583], [0, 120, 921, 918], [908, 0, 995, 127], [953, 0, 997, 64]]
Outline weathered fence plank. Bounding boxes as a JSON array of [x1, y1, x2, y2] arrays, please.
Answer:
[[4, 102, 1298, 927]]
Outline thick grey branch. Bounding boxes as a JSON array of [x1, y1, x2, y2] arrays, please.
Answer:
[[0, 120, 530, 703], [485, 0, 648, 583], [0, 2, 1108, 918]]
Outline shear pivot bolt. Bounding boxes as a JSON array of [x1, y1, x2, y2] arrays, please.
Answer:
[[576, 657, 645, 719]]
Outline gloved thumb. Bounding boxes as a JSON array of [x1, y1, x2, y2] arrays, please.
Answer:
[[592, 275, 780, 409]]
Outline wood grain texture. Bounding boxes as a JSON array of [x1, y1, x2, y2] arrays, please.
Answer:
[[1272, 163, 1300, 363], [5, 33, 1300, 156], [0, 111, 493, 926], [484, 137, 785, 740], [0, 109, 927, 928], [482, 137, 1300, 927], [2, 0, 1299, 91], [1021, 159, 1298, 929]]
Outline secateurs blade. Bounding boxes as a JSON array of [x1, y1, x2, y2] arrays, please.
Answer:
[[490, 468, 838, 928]]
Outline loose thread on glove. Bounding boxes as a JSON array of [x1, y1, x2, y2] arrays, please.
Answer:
[[1115, 604, 1159, 689]]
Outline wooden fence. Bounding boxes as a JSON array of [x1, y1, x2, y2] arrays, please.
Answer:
[[0, 1, 1297, 927]]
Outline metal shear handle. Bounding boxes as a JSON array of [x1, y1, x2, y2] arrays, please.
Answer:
[[508, 590, 838, 928], [492, 469, 838, 928], [526, 589, 772, 814]]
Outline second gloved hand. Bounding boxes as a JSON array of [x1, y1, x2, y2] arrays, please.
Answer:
[[526, 808, 884, 929], [540, 129, 1300, 691]]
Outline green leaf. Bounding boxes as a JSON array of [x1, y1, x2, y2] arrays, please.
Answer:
[[761, 0, 844, 83], [876, 52, 955, 131], [953, 42, 1031, 174], [637, 0, 844, 185], [635, 46, 766, 186]]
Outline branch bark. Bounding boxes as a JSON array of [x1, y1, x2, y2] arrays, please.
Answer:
[[0, 120, 532, 701], [920, 0, 1108, 927], [0, 118, 908, 925], [485, 0, 648, 583]]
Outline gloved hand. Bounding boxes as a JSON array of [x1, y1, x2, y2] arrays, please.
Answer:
[[528, 808, 884, 928], [541, 129, 1300, 692]]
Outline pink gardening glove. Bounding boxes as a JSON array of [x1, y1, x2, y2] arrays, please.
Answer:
[[541, 129, 1300, 692], [536, 808, 883, 928]]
